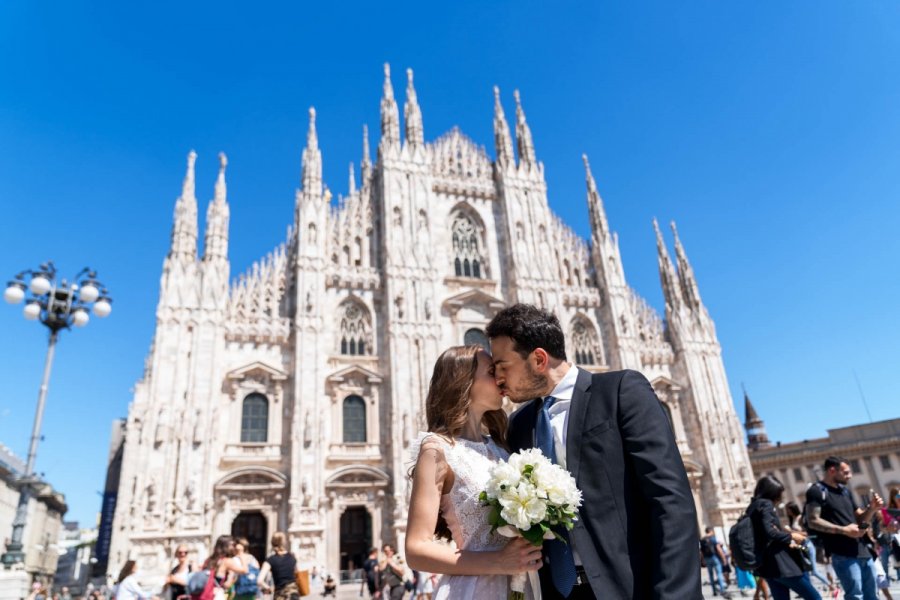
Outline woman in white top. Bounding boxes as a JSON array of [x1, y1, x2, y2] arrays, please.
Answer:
[[114, 560, 153, 600]]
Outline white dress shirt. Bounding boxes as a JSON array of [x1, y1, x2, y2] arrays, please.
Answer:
[[543, 363, 583, 565], [545, 363, 579, 470]]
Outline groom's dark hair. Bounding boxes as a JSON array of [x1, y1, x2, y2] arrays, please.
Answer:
[[485, 304, 567, 360]]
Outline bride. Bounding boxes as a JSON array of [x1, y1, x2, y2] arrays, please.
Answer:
[[405, 345, 543, 599]]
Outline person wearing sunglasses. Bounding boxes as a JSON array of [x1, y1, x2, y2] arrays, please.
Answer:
[[165, 545, 193, 600]]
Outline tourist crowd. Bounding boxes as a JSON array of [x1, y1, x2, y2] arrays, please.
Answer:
[[46, 534, 436, 600], [702, 456, 900, 600]]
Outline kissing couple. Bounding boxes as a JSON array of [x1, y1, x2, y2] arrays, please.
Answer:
[[404, 304, 702, 599]]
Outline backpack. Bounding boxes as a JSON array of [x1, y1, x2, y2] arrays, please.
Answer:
[[729, 511, 760, 572], [699, 537, 715, 558], [234, 562, 260, 596], [186, 569, 211, 597]]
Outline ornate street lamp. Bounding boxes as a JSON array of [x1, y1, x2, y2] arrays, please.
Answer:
[[1, 262, 112, 569]]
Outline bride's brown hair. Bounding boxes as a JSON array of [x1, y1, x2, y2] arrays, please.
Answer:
[[420, 345, 509, 540], [425, 345, 508, 450]]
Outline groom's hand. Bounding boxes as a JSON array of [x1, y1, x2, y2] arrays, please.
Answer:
[[493, 537, 543, 574]]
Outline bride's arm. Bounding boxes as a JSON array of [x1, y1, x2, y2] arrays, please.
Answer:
[[404, 440, 542, 576]]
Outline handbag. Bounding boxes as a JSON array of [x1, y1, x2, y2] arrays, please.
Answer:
[[789, 545, 813, 572], [294, 570, 310, 597]]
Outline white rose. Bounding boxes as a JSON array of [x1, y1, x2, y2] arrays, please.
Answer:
[[486, 462, 522, 499], [498, 480, 546, 530], [533, 467, 583, 519]]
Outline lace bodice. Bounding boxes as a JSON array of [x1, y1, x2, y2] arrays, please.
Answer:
[[411, 432, 510, 552]]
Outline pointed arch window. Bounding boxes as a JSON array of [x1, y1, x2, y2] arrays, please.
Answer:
[[343, 395, 366, 443], [241, 393, 268, 443], [571, 318, 603, 366], [339, 300, 373, 356], [451, 211, 487, 279]]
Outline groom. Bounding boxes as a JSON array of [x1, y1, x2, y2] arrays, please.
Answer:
[[487, 304, 701, 600]]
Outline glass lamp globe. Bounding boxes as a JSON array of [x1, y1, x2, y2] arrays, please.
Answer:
[[4, 284, 24, 304], [30, 275, 51, 295], [78, 283, 100, 303], [72, 309, 89, 327], [93, 298, 112, 318], [23, 302, 41, 320]]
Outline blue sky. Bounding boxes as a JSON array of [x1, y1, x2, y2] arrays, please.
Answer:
[[1, 2, 899, 527]]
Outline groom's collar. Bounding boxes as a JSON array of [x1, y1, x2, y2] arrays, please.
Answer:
[[546, 363, 579, 401]]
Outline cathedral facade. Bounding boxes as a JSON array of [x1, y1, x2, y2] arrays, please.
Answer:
[[108, 65, 754, 580]]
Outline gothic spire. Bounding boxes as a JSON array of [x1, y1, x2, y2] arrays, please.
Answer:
[[404, 68, 424, 147], [653, 219, 681, 311], [583, 154, 609, 240], [380, 63, 400, 150], [203, 152, 230, 261], [213, 151, 227, 203], [670, 221, 703, 309], [348, 162, 356, 195], [169, 150, 199, 260], [301, 107, 323, 197], [361, 124, 371, 172], [493, 86, 514, 167], [744, 388, 761, 424], [513, 89, 536, 167], [744, 386, 771, 451], [182, 149, 197, 201]]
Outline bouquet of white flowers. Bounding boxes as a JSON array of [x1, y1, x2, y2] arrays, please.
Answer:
[[479, 448, 583, 600]]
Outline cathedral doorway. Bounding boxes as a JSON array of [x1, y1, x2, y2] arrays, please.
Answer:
[[232, 511, 267, 564], [339, 506, 371, 572]]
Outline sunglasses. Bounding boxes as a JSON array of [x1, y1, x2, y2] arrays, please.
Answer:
[[176, 551, 188, 556]]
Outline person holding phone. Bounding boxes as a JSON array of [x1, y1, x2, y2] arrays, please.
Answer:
[[806, 456, 884, 600]]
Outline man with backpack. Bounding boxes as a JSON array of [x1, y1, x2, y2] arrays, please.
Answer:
[[701, 527, 731, 597], [806, 456, 884, 600]]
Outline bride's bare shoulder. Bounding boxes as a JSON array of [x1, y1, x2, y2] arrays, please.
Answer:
[[418, 433, 453, 455]]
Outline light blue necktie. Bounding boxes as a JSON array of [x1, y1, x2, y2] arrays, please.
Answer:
[[535, 397, 578, 597]]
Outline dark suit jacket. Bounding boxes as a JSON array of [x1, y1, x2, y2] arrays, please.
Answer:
[[507, 368, 702, 599]]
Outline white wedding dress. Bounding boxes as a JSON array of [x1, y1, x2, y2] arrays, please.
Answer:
[[411, 432, 537, 600]]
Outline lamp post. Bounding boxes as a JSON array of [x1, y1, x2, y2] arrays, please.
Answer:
[[1, 262, 112, 569]]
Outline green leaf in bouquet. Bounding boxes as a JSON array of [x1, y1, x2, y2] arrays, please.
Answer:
[[488, 504, 502, 528], [479, 491, 488, 504], [522, 524, 545, 546]]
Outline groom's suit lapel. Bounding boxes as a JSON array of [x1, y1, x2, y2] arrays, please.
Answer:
[[511, 399, 540, 453], [565, 367, 593, 480]]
